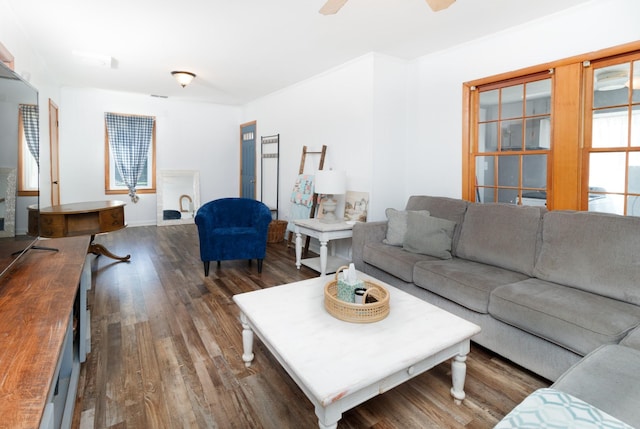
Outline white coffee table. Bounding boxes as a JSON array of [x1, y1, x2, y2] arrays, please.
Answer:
[[233, 272, 481, 429], [293, 218, 353, 275]]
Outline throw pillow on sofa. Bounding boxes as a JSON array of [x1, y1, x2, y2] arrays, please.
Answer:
[[403, 211, 456, 259], [383, 208, 429, 246]]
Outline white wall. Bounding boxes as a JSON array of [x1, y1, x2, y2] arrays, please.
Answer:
[[243, 54, 376, 223], [59, 87, 241, 226], [371, 54, 409, 220], [405, 0, 640, 198], [243, 53, 409, 223]]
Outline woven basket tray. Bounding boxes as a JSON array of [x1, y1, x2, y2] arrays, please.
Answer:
[[324, 267, 390, 323]]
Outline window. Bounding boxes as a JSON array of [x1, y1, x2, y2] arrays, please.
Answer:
[[584, 55, 640, 216], [469, 74, 552, 206], [18, 104, 39, 196], [463, 41, 640, 215], [104, 113, 156, 201]]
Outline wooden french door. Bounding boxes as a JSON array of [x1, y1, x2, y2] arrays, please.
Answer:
[[240, 121, 256, 199]]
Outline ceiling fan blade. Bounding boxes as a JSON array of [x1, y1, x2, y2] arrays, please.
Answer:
[[319, 0, 349, 15], [425, 0, 456, 12]]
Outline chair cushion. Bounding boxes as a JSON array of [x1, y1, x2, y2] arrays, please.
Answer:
[[163, 209, 181, 220], [203, 227, 267, 260], [489, 278, 640, 356]]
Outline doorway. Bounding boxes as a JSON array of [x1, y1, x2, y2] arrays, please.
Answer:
[[49, 99, 60, 206], [240, 121, 256, 199]]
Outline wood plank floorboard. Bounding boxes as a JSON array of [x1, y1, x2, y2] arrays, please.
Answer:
[[72, 224, 548, 429]]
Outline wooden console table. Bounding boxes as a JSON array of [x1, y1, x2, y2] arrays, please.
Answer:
[[0, 236, 91, 429], [30, 200, 130, 262]]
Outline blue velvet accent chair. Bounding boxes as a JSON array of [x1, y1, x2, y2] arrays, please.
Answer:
[[195, 198, 272, 276]]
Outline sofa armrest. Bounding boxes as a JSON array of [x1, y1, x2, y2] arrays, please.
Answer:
[[352, 221, 387, 271]]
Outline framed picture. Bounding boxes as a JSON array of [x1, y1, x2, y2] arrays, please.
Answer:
[[316, 197, 326, 219], [344, 191, 369, 222]]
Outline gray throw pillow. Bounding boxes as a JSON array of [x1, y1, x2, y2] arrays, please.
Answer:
[[383, 208, 429, 246], [403, 211, 456, 259]]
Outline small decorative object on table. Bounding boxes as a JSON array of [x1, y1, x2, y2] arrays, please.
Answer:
[[324, 266, 390, 323], [336, 263, 363, 302]]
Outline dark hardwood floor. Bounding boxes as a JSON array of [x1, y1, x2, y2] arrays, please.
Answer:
[[72, 224, 548, 429]]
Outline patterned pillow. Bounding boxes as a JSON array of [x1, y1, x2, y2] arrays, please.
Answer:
[[495, 388, 633, 429]]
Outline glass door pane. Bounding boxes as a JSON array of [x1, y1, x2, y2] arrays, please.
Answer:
[[473, 76, 551, 206], [587, 54, 640, 216]]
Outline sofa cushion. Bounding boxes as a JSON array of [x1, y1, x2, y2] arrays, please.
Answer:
[[552, 345, 640, 428], [382, 208, 429, 246], [621, 326, 640, 350], [404, 196, 468, 254], [413, 258, 529, 313], [363, 242, 438, 283], [403, 212, 456, 259], [455, 203, 543, 276], [533, 210, 640, 306], [489, 278, 640, 356]]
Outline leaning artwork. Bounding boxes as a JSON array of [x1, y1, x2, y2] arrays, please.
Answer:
[[344, 191, 369, 222]]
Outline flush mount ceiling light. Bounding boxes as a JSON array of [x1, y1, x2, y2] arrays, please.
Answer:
[[171, 71, 196, 88], [626, 75, 640, 90], [596, 69, 628, 91], [72, 50, 114, 68]]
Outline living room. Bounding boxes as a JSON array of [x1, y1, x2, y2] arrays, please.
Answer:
[[1, 0, 640, 428], [1, 0, 638, 228]]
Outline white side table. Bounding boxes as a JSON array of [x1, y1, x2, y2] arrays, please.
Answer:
[[293, 218, 354, 275]]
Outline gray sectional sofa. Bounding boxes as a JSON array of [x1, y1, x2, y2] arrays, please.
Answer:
[[352, 195, 640, 427]]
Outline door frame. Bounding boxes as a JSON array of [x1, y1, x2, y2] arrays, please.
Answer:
[[49, 99, 60, 206], [239, 120, 257, 198]]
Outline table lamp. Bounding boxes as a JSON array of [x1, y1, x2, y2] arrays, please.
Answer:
[[315, 170, 347, 223]]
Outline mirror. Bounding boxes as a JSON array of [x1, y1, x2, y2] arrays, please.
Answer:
[[0, 168, 16, 237], [0, 61, 40, 281], [157, 170, 200, 226]]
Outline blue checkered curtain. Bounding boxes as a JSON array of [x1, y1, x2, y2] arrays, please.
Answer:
[[105, 113, 154, 203], [20, 104, 39, 166]]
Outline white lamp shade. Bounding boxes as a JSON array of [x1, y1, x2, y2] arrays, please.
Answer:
[[315, 170, 346, 195]]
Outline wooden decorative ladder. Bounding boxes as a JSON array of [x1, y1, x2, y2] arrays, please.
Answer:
[[287, 145, 327, 256]]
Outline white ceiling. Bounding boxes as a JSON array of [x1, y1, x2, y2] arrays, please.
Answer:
[[7, 0, 592, 105]]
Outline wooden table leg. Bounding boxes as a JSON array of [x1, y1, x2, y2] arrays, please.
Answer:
[[450, 353, 468, 404], [89, 235, 130, 262], [295, 231, 302, 270], [240, 313, 255, 367]]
